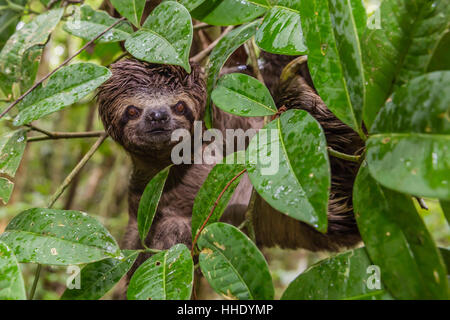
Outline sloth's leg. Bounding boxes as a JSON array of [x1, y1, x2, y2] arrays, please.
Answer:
[[145, 214, 192, 250]]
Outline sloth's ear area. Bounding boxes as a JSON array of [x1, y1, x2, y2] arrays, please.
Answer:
[[184, 63, 207, 120]]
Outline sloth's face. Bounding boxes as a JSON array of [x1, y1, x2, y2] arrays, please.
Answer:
[[116, 91, 199, 155]]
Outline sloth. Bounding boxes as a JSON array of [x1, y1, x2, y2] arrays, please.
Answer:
[[96, 57, 363, 283]]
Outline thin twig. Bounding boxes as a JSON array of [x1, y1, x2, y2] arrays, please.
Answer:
[[327, 147, 361, 163], [190, 26, 234, 64], [191, 168, 247, 256], [0, 17, 126, 120], [47, 134, 108, 208], [193, 22, 210, 30], [27, 131, 105, 142]]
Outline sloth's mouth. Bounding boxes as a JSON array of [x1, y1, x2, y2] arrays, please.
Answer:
[[147, 128, 171, 134]]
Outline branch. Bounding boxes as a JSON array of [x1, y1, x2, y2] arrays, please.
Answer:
[[47, 133, 108, 208], [190, 26, 234, 64], [0, 17, 126, 120], [246, 39, 264, 83], [193, 22, 210, 30], [327, 147, 361, 163], [27, 130, 105, 142], [191, 168, 247, 256]]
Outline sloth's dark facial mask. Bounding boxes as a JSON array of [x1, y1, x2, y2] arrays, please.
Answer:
[[117, 91, 198, 155]]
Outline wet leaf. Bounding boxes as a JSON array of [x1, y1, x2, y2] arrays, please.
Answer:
[[137, 165, 171, 244], [198, 222, 273, 300], [282, 248, 392, 300], [0, 241, 26, 300], [0, 8, 63, 96], [0, 0, 26, 50], [125, 1, 193, 73], [246, 109, 330, 232], [205, 20, 258, 127], [0, 208, 121, 265], [0, 178, 14, 205], [0, 129, 26, 178], [60, 250, 139, 300], [367, 71, 450, 200], [211, 73, 277, 117], [353, 164, 448, 299], [191, 0, 267, 26], [110, 0, 145, 27], [299, 0, 366, 135], [13, 63, 111, 126], [0, 129, 26, 205], [191, 158, 245, 240], [63, 5, 133, 43], [363, 0, 450, 128], [255, 3, 307, 55], [177, 0, 206, 11], [127, 244, 193, 300]]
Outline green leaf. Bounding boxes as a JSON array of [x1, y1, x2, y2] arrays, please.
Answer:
[[13, 63, 111, 126], [0, 8, 63, 96], [177, 0, 206, 11], [63, 5, 133, 43], [362, 0, 450, 128], [110, 0, 145, 27], [282, 248, 392, 300], [198, 222, 274, 300], [0, 178, 14, 205], [367, 71, 450, 200], [353, 164, 448, 299], [0, 0, 26, 50], [191, 0, 267, 26], [0, 129, 26, 177], [246, 109, 330, 232], [440, 247, 450, 274], [299, 0, 365, 135], [205, 20, 259, 127], [138, 165, 171, 244], [60, 250, 139, 300], [127, 244, 193, 300], [255, 4, 307, 55], [0, 208, 121, 265], [191, 158, 245, 240], [0, 129, 26, 205], [440, 201, 450, 225], [211, 73, 277, 117], [125, 1, 193, 73], [427, 31, 450, 73], [0, 241, 26, 300]]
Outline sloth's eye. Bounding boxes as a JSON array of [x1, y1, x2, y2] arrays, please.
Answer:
[[126, 105, 140, 119], [174, 101, 186, 114]]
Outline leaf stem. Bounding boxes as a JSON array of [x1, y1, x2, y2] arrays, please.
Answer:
[[327, 147, 361, 163], [191, 168, 247, 256], [47, 133, 108, 208], [0, 17, 126, 120], [246, 39, 264, 83], [190, 26, 234, 63], [28, 264, 41, 300]]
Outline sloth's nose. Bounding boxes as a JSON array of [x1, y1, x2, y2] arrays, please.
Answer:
[[146, 108, 170, 123]]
